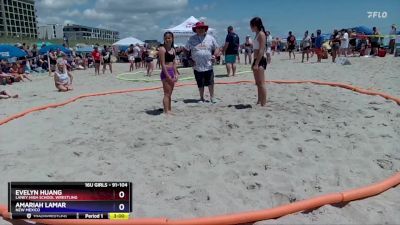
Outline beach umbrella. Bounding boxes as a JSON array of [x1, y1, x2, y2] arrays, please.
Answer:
[[0, 45, 27, 59], [352, 26, 373, 35], [36, 41, 53, 47], [39, 45, 71, 55]]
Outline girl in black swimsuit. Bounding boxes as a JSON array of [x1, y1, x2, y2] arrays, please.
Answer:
[[250, 17, 267, 107], [159, 32, 179, 115]]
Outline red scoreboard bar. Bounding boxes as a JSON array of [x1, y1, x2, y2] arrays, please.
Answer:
[[8, 182, 132, 220]]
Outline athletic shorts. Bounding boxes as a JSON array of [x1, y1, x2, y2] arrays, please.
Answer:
[[194, 70, 214, 88], [252, 57, 267, 70], [302, 46, 310, 51], [145, 57, 153, 63], [288, 44, 295, 51], [371, 42, 379, 48], [128, 56, 135, 61], [135, 57, 142, 63], [95, 60, 101, 64], [225, 55, 236, 64]]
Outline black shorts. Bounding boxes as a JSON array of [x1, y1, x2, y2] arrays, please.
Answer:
[[252, 57, 267, 70], [303, 46, 310, 51], [371, 42, 379, 48], [145, 57, 153, 63], [95, 60, 101, 64], [135, 57, 142, 63], [194, 70, 214, 88], [288, 44, 295, 51]]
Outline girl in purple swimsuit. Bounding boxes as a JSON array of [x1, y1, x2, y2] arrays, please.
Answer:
[[159, 32, 179, 115]]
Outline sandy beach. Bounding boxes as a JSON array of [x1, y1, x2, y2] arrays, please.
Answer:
[[0, 53, 399, 224]]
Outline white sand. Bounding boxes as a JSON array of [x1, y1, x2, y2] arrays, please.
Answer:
[[0, 53, 399, 224]]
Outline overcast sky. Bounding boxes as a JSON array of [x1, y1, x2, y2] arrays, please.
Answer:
[[36, 0, 400, 43]]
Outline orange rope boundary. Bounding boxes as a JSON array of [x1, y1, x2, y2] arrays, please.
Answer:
[[0, 79, 399, 225]]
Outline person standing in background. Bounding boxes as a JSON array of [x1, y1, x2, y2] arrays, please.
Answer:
[[330, 29, 341, 63], [310, 33, 316, 58], [265, 31, 272, 64], [314, 29, 324, 63], [244, 35, 253, 65], [389, 24, 397, 54], [370, 27, 380, 56], [91, 46, 101, 75], [287, 31, 296, 60], [134, 44, 141, 69], [340, 29, 349, 57], [301, 30, 311, 63], [126, 44, 135, 72], [223, 26, 240, 76], [102, 45, 113, 74]]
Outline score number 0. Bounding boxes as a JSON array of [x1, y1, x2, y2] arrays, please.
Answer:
[[118, 191, 125, 211]]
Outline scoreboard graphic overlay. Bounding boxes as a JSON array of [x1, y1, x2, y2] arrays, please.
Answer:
[[8, 182, 132, 220]]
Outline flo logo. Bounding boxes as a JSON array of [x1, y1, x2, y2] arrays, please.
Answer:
[[367, 11, 388, 19]]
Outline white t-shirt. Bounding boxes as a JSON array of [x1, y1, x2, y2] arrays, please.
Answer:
[[133, 46, 140, 58], [341, 32, 349, 48], [302, 36, 311, 48]]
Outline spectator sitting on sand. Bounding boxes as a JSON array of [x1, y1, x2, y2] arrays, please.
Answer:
[[10, 62, 31, 82], [0, 68, 15, 85], [54, 60, 73, 92], [0, 90, 18, 99]]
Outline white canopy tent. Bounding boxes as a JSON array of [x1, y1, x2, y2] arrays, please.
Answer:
[[165, 16, 216, 37], [113, 37, 144, 46]]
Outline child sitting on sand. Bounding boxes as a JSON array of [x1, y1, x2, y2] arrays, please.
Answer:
[[0, 90, 18, 99], [54, 60, 73, 92]]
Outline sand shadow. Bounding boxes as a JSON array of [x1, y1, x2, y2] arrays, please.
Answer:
[[301, 206, 322, 214], [145, 108, 163, 116], [228, 104, 253, 110], [183, 99, 202, 104], [331, 201, 350, 208], [215, 74, 229, 78]]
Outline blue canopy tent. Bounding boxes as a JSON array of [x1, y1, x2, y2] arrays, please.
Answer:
[[0, 45, 27, 60], [352, 26, 373, 35], [39, 45, 71, 55]]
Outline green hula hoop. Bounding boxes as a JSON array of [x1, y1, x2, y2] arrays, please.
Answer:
[[116, 66, 252, 82]]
